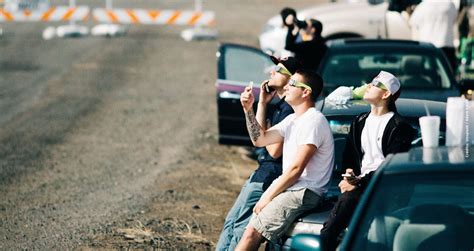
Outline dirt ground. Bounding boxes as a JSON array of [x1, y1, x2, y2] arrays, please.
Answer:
[[0, 0, 322, 249], [84, 136, 258, 250]]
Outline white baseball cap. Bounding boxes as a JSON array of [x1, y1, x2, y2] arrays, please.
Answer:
[[370, 71, 400, 94]]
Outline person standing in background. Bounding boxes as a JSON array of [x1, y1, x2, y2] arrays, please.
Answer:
[[281, 7, 327, 70], [410, 0, 458, 73]]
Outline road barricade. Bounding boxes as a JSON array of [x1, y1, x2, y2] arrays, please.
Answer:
[[92, 8, 215, 26], [0, 6, 89, 22]]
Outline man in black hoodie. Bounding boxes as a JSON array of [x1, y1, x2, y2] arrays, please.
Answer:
[[284, 14, 327, 70], [320, 71, 417, 251]]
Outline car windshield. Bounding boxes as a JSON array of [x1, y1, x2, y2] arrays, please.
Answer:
[[321, 51, 452, 90], [349, 172, 474, 251]]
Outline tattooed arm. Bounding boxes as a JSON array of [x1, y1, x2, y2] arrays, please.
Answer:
[[245, 109, 283, 146], [245, 109, 262, 142], [241, 86, 283, 147]]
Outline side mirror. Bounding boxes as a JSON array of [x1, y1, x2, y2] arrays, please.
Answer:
[[290, 233, 323, 251]]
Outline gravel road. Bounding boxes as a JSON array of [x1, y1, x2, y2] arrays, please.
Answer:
[[0, 0, 321, 249]]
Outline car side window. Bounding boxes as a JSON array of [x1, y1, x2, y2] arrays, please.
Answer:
[[224, 47, 272, 84], [321, 52, 452, 90]]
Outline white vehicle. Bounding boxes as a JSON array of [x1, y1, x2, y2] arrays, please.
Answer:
[[259, 0, 412, 57]]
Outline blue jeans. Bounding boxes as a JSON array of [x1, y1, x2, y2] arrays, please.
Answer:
[[216, 174, 264, 251]]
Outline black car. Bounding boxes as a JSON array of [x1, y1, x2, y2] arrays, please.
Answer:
[[318, 39, 460, 102], [216, 42, 451, 249], [216, 42, 450, 146], [216, 43, 447, 149], [291, 145, 474, 251]]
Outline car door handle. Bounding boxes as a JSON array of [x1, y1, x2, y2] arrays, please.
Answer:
[[219, 91, 241, 100]]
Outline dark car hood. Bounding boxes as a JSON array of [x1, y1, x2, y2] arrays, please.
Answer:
[[398, 89, 460, 102]]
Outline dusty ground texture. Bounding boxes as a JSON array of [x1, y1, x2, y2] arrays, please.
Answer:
[[85, 138, 257, 250], [0, 0, 322, 249]]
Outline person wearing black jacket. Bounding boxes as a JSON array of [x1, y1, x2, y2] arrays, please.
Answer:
[[284, 16, 327, 70], [320, 71, 417, 251]]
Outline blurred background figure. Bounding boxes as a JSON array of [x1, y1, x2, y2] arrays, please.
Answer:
[[388, 0, 420, 15], [280, 7, 299, 28], [280, 7, 327, 70], [410, 0, 458, 73], [388, 0, 420, 24], [457, 0, 472, 44], [456, 0, 473, 78]]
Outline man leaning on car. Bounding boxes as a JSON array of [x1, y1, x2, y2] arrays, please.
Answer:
[[236, 69, 334, 250]]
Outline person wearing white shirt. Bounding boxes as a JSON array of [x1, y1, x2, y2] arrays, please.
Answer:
[[320, 71, 417, 251], [410, 0, 458, 72], [236, 69, 334, 250]]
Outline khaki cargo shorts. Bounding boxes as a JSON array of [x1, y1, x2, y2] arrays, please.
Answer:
[[248, 188, 323, 243]]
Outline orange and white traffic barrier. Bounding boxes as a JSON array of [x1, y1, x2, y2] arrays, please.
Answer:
[[92, 8, 215, 26], [0, 6, 89, 22]]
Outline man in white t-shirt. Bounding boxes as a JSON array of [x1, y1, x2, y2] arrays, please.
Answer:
[[320, 71, 417, 251], [410, 0, 458, 72], [235, 69, 335, 250]]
